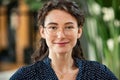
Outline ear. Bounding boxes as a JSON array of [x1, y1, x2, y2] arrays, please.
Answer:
[[39, 26, 46, 39], [77, 27, 82, 39]]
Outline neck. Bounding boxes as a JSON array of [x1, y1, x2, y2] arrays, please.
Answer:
[[49, 52, 75, 73], [48, 52, 79, 80]]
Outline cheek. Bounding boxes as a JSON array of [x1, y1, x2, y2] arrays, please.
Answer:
[[69, 34, 78, 45], [72, 37, 78, 47], [45, 36, 53, 47], [72, 32, 78, 39]]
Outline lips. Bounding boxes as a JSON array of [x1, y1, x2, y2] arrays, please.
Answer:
[[54, 42, 69, 46]]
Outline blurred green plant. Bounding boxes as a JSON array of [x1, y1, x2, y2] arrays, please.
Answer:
[[25, 0, 48, 11], [85, 0, 120, 79]]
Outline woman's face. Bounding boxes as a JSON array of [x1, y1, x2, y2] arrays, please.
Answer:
[[40, 9, 82, 55]]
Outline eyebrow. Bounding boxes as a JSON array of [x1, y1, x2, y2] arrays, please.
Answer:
[[47, 22, 58, 25], [46, 22, 74, 26], [65, 22, 74, 25]]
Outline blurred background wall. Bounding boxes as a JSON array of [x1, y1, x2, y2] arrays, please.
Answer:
[[0, 0, 34, 79], [0, 0, 120, 79]]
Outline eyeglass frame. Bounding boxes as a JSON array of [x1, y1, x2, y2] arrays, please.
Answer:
[[43, 25, 79, 36]]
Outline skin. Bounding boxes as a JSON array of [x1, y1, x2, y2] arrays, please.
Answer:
[[40, 9, 82, 79]]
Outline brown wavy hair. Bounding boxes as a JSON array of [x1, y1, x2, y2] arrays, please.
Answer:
[[32, 0, 85, 62]]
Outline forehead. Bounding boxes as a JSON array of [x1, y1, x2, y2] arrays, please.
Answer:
[[44, 9, 77, 26]]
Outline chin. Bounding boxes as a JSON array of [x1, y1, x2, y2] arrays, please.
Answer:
[[57, 50, 71, 55]]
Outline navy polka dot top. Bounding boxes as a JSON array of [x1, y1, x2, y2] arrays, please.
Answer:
[[10, 57, 118, 80]]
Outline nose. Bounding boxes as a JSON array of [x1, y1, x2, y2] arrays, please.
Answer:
[[56, 29, 66, 38]]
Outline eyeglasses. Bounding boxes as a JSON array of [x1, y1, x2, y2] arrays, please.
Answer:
[[44, 26, 78, 36]]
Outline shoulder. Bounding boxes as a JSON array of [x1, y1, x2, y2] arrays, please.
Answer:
[[76, 58, 106, 70], [9, 61, 48, 80], [76, 59, 118, 80], [81, 60, 105, 70]]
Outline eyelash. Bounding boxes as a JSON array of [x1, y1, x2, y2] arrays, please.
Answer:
[[48, 26, 57, 30], [47, 26, 74, 30], [65, 26, 74, 29]]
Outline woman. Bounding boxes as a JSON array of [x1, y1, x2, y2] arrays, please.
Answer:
[[10, 0, 118, 80]]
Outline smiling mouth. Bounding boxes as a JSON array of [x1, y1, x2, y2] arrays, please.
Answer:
[[55, 42, 69, 46]]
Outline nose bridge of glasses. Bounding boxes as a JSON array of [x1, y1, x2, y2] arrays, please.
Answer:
[[56, 28, 66, 37], [58, 27, 64, 32], [59, 27, 69, 34]]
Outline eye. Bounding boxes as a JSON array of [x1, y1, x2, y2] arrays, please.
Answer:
[[65, 26, 74, 30], [48, 26, 57, 30]]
